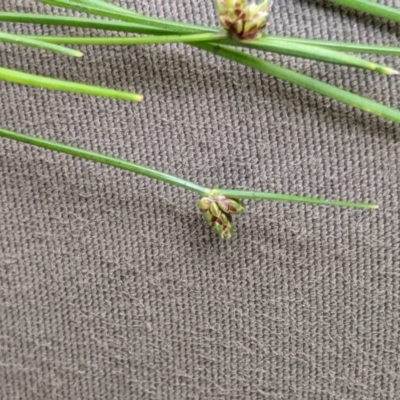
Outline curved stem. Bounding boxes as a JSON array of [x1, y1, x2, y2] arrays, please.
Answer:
[[0, 127, 377, 209]]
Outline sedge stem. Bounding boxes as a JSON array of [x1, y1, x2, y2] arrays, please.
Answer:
[[209, 189, 378, 210], [197, 42, 400, 125], [332, 0, 400, 24], [0, 127, 205, 194], [0, 30, 82, 57], [0, 12, 170, 35], [0, 127, 378, 209], [15, 32, 227, 46], [0, 66, 143, 102]]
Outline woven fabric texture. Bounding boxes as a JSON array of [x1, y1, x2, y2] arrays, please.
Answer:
[[1, 1, 400, 399]]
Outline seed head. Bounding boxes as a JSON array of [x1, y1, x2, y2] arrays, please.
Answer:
[[215, 0, 273, 40], [197, 194, 245, 239]]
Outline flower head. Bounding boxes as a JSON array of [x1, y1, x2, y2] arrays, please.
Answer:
[[197, 194, 245, 239], [216, 0, 273, 40]]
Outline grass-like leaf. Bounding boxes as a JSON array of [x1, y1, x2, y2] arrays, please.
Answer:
[[17, 33, 227, 46], [266, 36, 400, 56], [198, 42, 400, 124], [40, 0, 211, 34], [332, 0, 400, 24], [0, 30, 82, 57], [0, 66, 143, 101], [226, 38, 398, 74], [0, 12, 167, 35]]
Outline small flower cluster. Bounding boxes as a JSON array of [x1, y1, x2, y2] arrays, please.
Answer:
[[215, 0, 272, 40], [197, 195, 245, 239]]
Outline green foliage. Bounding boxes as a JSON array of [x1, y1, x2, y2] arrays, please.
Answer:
[[2, 0, 393, 237]]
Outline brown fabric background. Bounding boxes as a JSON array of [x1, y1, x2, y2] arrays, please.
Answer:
[[1, 1, 400, 399]]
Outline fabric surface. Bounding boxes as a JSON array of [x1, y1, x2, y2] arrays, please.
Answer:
[[1, 0, 400, 399]]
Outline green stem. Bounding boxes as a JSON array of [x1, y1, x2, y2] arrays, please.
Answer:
[[332, 0, 400, 23], [268, 36, 400, 56], [0, 66, 143, 102], [0, 127, 206, 194], [0, 12, 169, 35], [17, 32, 227, 46], [197, 42, 400, 125], [210, 189, 377, 209], [0, 30, 82, 57], [0, 127, 378, 209], [39, 0, 214, 34]]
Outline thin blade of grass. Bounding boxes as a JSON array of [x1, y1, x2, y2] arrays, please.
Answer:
[[0, 30, 82, 57], [39, 0, 214, 33], [197, 42, 400, 125], [0, 126, 206, 193], [16, 32, 227, 46], [0, 66, 143, 101], [0, 12, 168, 35], [231, 38, 398, 75], [264, 36, 400, 56], [332, 0, 400, 24], [212, 189, 378, 209]]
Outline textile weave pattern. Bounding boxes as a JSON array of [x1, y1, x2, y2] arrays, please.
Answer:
[[0, 0, 399, 399]]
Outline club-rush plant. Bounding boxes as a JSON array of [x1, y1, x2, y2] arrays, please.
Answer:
[[2, 0, 397, 238], [0, 127, 378, 239]]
